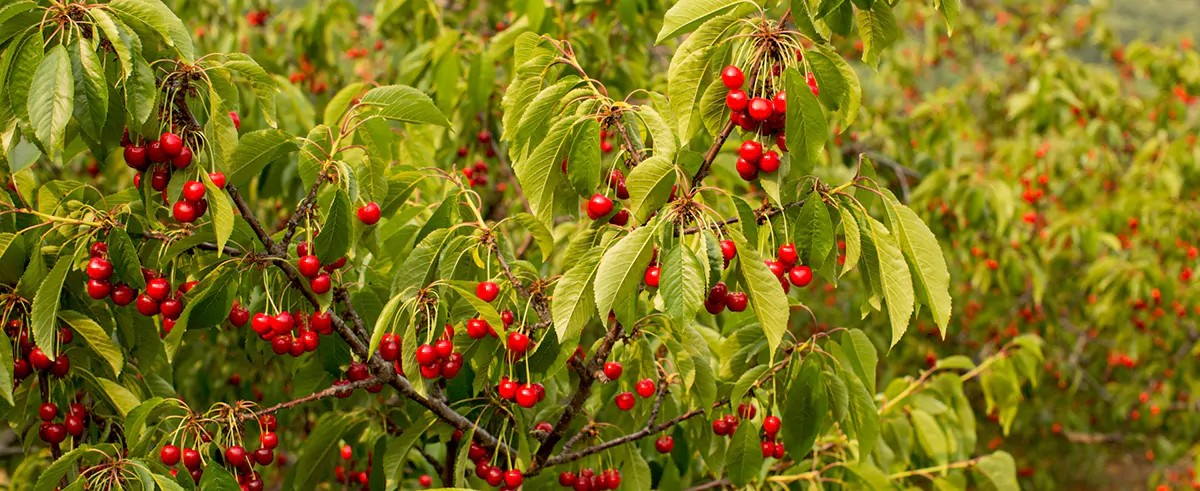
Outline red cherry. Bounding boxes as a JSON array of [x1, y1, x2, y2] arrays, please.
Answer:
[[726, 292, 748, 312], [110, 284, 135, 306], [466, 318, 489, 339], [416, 344, 439, 365], [228, 111, 241, 130], [586, 194, 614, 220], [777, 243, 798, 266], [610, 209, 630, 226], [507, 331, 530, 353], [49, 355, 69, 376], [559, 472, 577, 487], [719, 240, 737, 261], [357, 202, 381, 225], [89, 242, 108, 258], [209, 172, 227, 190], [135, 295, 160, 316], [150, 167, 170, 192], [441, 359, 461, 379], [776, 133, 788, 152], [226, 445, 247, 467], [270, 336, 290, 354], [712, 418, 729, 435], [615, 392, 636, 410], [171, 147, 193, 169], [434, 339, 454, 359], [182, 181, 206, 202], [146, 141, 167, 163], [789, 265, 813, 287], [708, 281, 728, 305], [323, 256, 347, 272], [603, 362, 623, 380], [655, 436, 674, 453], [761, 441, 774, 457], [182, 448, 202, 470], [380, 339, 401, 361], [720, 65, 744, 89], [516, 385, 538, 408], [737, 403, 757, 419], [86, 279, 112, 299], [124, 145, 148, 171], [260, 432, 278, 450], [773, 442, 786, 459], [505, 470, 524, 488], [736, 157, 759, 181], [498, 378, 518, 400], [635, 378, 656, 398], [271, 312, 295, 335], [228, 303, 249, 327], [739, 141, 763, 162], [476, 281, 499, 302], [161, 299, 183, 319], [501, 310, 515, 326], [12, 359, 30, 379], [419, 474, 432, 488], [806, 72, 819, 97], [251, 313, 272, 334], [747, 98, 773, 121], [39, 402, 58, 421], [726, 89, 749, 111], [310, 273, 331, 294], [86, 257, 114, 281], [64, 415, 84, 436], [340, 445, 353, 460], [173, 200, 197, 223], [159, 445, 181, 466], [764, 415, 781, 436], [146, 278, 170, 301], [297, 255, 321, 278], [160, 132, 184, 156], [759, 151, 781, 173], [643, 266, 660, 287], [600, 140, 614, 153], [772, 91, 787, 115]]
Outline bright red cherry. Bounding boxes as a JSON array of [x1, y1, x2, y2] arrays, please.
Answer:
[[124, 145, 148, 171], [777, 243, 798, 266], [773, 442, 786, 458], [736, 158, 758, 181], [586, 194, 613, 220], [225, 445, 247, 467], [758, 151, 781, 173], [416, 344, 439, 365], [86, 279, 111, 299], [772, 90, 787, 115], [89, 242, 108, 258], [86, 257, 113, 281], [507, 331, 530, 353], [229, 111, 241, 130], [271, 312, 294, 335], [310, 273, 331, 294], [298, 255, 321, 278], [720, 65, 744, 89], [727, 292, 748, 312], [761, 441, 774, 457], [182, 448, 202, 470], [183, 181, 205, 202], [806, 71, 819, 96], [747, 97, 773, 121], [505, 470, 524, 488], [643, 266, 660, 287], [498, 378, 518, 400], [418, 474, 432, 488], [636, 378, 656, 398], [161, 445, 181, 466], [610, 209, 630, 226], [27, 349, 51, 371], [615, 392, 636, 411], [739, 140, 763, 162], [171, 147, 193, 169], [260, 432, 278, 450], [738, 403, 757, 419], [146, 278, 170, 301], [135, 295, 160, 316], [763, 415, 781, 436], [476, 281, 499, 302], [161, 299, 183, 320], [311, 311, 332, 334], [357, 202, 381, 225], [788, 265, 813, 287], [434, 339, 454, 359], [466, 318, 489, 339], [726, 89, 749, 111], [160, 132, 184, 156], [559, 472, 577, 487], [173, 201, 197, 223], [208, 173, 226, 190], [720, 240, 736, 261], [380, 339, 401, 361], [603, 362, 623, 380], [64, 415, 84, 436], [146, 141, 167, 163], [110, 284, 135, 306], [250, 313, 272, 334], [516, 385, 538, 408], [655, 436, 674, 453]]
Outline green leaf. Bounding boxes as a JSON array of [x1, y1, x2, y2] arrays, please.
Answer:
[[623, 443, 653, 490], [163, 268, 235, 361], [28, 45, 73, 153], [790, 0, 826, 43], [126, 54, 156, 126], [844, 462, 890, 490], [782, 356, 826, 461], [323, 83, 369, 127], [936, 355, 976, 371], [844, 368, 880, 458], [293, 412, 366, 489], [666, 17, 733, 141], [660, 244, 705, 328], [0, 330, 12, 404], [383, 415, 436, 487], [807, 46, 861, 129], [784, 68, 829, 176], [58, 311, 123, 376], [198, 464, 240, 490], [730, 365, 768, 411], [794, 196, 834, 270], [552, 248, 602, 342], [856, 0, 900, 69], [392, 228, 456, 295], [888, 200, 952, 337], [837, 203, 861, 277], [625, 155, 677, 222], [107, 0, 195, 62], [298, 124, 333, 191], [842, 329, 878, 394], [31, 242, 81, 357], [866, 217, 913, 348], [360, 85, 450, 127], [69, 39, 108, 139], [34, 444, 89, 491], [975, 451, 1018, 491], [512, 115, 579, 227], [201, 172, 235, 257], [728, 227, 789, 358], [220, 53, 279, 127], [88, 10, 135, 77], [229, 129, 299, 185], [937, 0, 960, 35], [107, 228, 146, 289], [726, 418, 764, 486], [657, 0, 747, 43], [447, 281, 504, 334], [8, 27, 44, 123], [93, 376, 141, 416], [314, 189, 354, 262], [512, 76, 582, 159], [566, 118, 602, 198], [594, 219, 659, 328], [513, 212, 555, 260], [357, 117, 393, 203], [910, 408, 949, 464]]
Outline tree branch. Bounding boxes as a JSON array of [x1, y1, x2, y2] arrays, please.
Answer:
[[280, 172, 330, 249], [679, 198, 808, 235], [690, 120, 736, 185], [543, 398, 730, 467]]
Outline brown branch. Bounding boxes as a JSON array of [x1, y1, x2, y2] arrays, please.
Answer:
[[611, 113, 645, 165], [690, 120, 737, 185], [280, 173, 330, 249], [542, 398, 730, 467], [229, 374, 391, 422], [495, 249, 551, 326], [685, 478, 731, 491], [680, 198, 808, 235]]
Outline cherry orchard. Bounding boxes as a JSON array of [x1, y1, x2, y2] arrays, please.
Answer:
[[0, 0, 1034, 490]]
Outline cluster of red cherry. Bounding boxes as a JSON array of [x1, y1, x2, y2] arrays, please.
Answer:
[[161, 416, 278, 487], [758, 412, 786, 459], [122, 129, 226, 223], [460, 431, 526, 489], [583, 169, 633, 226], [766, 243, 814, 294], [333, 445, 374, 488], [556, 468, 623, 490], [241, 303, 334, 358], [720, 65, 801, 181], [85, 241, 198, 334], [414, 327, 465, 380], [612, 376, 659, 411], [8, 320, 71, 382], [36, 401, 88, 445], [495, 376, 547, 408]]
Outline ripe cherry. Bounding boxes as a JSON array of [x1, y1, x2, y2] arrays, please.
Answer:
[[260, 432, 278, 450], [507, 331, 530, 353], [419, 474, 432, 488], [763, 415, 781, 436], [89, 242, 108, 258], [226, 445, 247, 467], [135, 295, 160, 316], [251, 313, 272, 334], [739, 140, 763, 162], [270, 336, 290, 354], [466, 318, 489, 339], [146, 141, 168, 163], [182, 448, 202, 470], [737, 403, 757, 419], [64, 415, 84, 436], [87, 257, 114, 280], [727, 292, 748, 312], [297, 255, 321, 278], [434, 339, 454, 359], [720, 65, 744, 89], [726, 89, 749, 111], [712, 418, 730, 435], [747, 97, 773, 121], [183, 181, 206, 202], [719, 240, 736, 261], [146, 278, 170, 301], [498, 378, 518, 400], [655, 436, 674, 453], [643, 266, 660, 287], [357, 202, 381, 225], [505, 470, 524, 488], [50, 356, 69, 377], [615, 392, 636, 410], [559, 472, 577, 487], [708, 281, 728, 305], [209, 172, 227, 189], [773, 442, 786, 459], [271, 312, 294, 335], [586, 194, 614, 220], [603, 362, 623, 380], [476, 281, 499, 302], [124, 145, 148, 171], [39, 402, 58, 421], [228, 302, 250, 326], [441, 359, 461, 379], [761, 441, 774, 457], [788, 265, 813, 287], [110, 284, 135, 306], [160, 132, 184, 156], [610, 209, 630, 226], [416, 344, 438, 365], [310, 273, 331, 294], [161, 445, 182, 466], [777, 243, 798, 266], [229, 112, 241, 130], [86, 279, 112, 299], [160, 299, 183, 320], [340, 445, 353, 460], [254, 447, 274, 466], [171, 147, 193, 169], [13, 360, 30, 380], [380, 339, 401, 361], [635, 378, 656, 398], [25, 348, 47, 370], [173, 200, 197, 223], [516, 385, 538, 408], [736, 157, 759, 181], [759, 151, 781, 173], [311, 311, 332, 334]]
